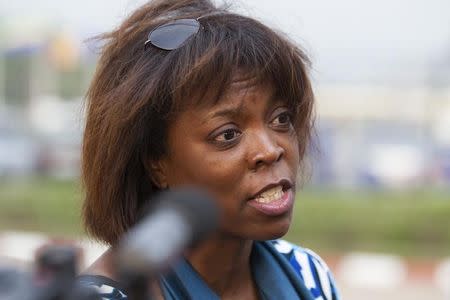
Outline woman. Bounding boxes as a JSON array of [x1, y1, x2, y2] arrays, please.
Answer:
[[78, 0, 340, 299]]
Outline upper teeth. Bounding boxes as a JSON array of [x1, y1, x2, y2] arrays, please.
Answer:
[[254, 185, 284, 203]]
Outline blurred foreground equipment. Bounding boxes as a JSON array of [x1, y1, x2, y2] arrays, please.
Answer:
[[117, 187, 219, 300], [0, 187, 219, 300], [0, 245, 99, 300]]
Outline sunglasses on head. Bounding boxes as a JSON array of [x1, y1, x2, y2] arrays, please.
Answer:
[[144, 18, 203, 51]]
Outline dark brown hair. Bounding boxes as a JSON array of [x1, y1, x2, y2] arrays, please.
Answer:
[[82, 0, 315, 245]]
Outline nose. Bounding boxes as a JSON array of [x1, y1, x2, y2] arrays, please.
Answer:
[[247, 130, 284, 170]]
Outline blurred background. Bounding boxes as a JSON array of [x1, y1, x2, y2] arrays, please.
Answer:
[[0, 0, 449, 299]]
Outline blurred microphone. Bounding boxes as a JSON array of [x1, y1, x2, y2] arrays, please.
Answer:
[[117, 187, 219, 299], [0, 246, 100, 300], [0, 268, 32, 300]]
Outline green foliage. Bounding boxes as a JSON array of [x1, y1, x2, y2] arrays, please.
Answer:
[[0, 179, 449, 257], [4, 54, 33, 105], [0, 178, 83, 236], [58, 67, 84, 100], [287, 188, 450, 258]]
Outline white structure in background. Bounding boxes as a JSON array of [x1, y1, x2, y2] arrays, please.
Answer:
[[28, 96, 83, 136], [434, 258, 450, 299], [433, 104, 450, 145], [337, 252, 407, 289], [315, 85, 450, 187], [28, 96, 84, 178], [368, 144, 425, 187], [0, 108, 39, 177]]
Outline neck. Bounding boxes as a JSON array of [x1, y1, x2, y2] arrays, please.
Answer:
[[185, 234, 255, 297]]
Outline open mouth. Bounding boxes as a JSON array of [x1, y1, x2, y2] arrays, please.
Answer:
[[252, 185, 286, 204], [247, 181, 294, 216], [249, 179, 293, 204]]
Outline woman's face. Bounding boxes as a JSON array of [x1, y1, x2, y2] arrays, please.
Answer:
[[156, 80, 300, 240]]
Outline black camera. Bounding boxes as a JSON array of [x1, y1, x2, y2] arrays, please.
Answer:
[[0, 245, 100, 300]]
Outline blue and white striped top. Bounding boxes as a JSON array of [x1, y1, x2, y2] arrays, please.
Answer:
[[79, 240, 340, 300], [272, 240, 340, 300]]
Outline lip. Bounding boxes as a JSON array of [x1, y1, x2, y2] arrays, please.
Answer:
[[247, 187, 294, 216], [246, 179, 295, 217], [249, 179, 293, 199]]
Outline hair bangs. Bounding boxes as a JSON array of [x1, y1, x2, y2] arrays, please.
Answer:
[[165, 14, 310, 115]]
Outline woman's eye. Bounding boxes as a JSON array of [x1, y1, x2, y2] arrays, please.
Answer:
[[214, 128, 241, 142], [272, 112, 292, 127]]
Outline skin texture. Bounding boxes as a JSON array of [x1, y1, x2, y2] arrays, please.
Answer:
[[156, 80, 299, 240], [153, 80, 300, 298], [86, 80, 301, 300]]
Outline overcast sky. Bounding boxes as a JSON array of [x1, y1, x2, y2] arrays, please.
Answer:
[[1, 0, 449, 84]]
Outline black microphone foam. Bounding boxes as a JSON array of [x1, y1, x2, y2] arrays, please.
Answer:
[[117, 187, 219, 276]]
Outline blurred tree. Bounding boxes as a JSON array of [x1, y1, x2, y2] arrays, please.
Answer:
[[4, 48, 35, 107], [57, 66, 83, 100], [48, 33, 83, 100]]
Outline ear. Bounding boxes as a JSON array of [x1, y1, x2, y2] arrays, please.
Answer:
[[146, 159, 169, 189]]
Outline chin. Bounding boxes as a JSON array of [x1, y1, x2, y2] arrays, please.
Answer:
[[251, 217, 292, 241], [257, 227, 290, 241]]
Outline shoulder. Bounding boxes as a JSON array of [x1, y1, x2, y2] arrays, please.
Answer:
[[77, 275, 127, 300], [271, 239, 341, 300], [77, 248, 128, 299]]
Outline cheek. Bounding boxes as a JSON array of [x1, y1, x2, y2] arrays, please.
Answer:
[[283, 134, 301, 172], [166, 142, 245, 198], [166, 148, 247, 227]]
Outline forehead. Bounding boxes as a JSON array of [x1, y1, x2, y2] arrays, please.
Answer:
[[224, 77, 273, 98], [192, 77, 276, 111]]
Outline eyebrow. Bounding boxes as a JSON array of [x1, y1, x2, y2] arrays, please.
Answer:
[[198, 106, 241, 126]]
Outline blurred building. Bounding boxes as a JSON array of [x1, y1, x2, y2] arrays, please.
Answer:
[[0, 20, 92, 178], [0, 18, 449, 187], [312, 85, 450, 188]]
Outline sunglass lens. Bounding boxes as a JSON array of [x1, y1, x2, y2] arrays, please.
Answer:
[[148, 19, 200, 50]]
